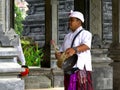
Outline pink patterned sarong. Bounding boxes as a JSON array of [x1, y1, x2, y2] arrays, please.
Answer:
[[64, 69, 93, 90]]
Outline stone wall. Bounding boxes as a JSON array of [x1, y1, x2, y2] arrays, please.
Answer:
[[22, 0, 45, 47], [23, 0, 74, 47], [24, 67, 64, 89], [23, 0, 112, 48], [58, 0, 74, 45], [91, 0, 112, 48], [102, 0, 112, 42]]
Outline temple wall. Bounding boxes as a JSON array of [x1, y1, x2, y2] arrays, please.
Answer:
[[23, 0, 74, 47]]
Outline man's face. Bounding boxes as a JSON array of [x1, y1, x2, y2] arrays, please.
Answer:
[[68, 17, 81, 32]]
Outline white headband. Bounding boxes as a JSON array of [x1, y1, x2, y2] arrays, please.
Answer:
[[69, 10, 84, 23]]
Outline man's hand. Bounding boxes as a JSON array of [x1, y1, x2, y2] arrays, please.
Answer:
[[55, 52, 62, 60], [65, 48, 76, 58]]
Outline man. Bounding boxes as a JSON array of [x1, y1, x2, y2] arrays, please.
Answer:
[[55, 11, 93, 90]]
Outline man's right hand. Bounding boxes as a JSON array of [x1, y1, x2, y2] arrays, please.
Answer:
[[55, 52, 62, 60]]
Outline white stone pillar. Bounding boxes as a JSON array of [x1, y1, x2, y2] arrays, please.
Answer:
[[51, 0, 58, 44], [0, 0, 24, 90], [0, 0, 11, 32], [0, 0, 5, 31], [51, 0, 58, 68]]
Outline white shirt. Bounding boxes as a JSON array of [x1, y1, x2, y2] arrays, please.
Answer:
[[60, 26, 92, 71]]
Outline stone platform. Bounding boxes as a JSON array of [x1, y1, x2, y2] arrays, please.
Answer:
[[0, 78, 24, 90], [26, 87, 64, 90], [0, 47, 24, 90]]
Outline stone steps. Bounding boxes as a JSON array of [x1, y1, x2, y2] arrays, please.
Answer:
[[0, 78, 24, 90]]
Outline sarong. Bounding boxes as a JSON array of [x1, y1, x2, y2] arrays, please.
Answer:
[[64, 70, 93, 90]]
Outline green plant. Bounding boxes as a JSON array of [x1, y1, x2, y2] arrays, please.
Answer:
[[14, 5, 44, 66], [21, 37, 44, 66], [14, 5, 24, 36]]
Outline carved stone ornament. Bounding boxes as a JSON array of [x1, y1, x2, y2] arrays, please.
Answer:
[[0, 24, 19, 46]]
